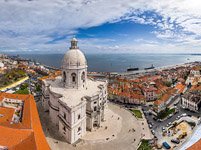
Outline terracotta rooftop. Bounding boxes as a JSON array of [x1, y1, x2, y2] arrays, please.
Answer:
[[0, 107, 14, 125], [175, 83, 185, 93], [192, 66, 201, 71], [38, 70, 61, 81], [190, 85, 201, 92], [154, 88, 177, 106], [144, 86, 157, 92], [0, 93, 50, 150], [188, 139, 201, 150]]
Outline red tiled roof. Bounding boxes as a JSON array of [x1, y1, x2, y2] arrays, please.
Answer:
[[188, 139, 201, 150], [154, 88, 177, 106], [144, 86, 157, 92], [39, 70, 61, 81], [190, 85, 201, 92], [0, 93, 50, 150], [175, 83, 185, 93], [192, 66, 201, 71]]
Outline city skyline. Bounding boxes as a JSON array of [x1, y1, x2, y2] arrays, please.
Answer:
[[1, 0, 201, 54], [1, 38, 201, 150]]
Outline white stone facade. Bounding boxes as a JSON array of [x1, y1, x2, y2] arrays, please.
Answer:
[[181, 93, 201, 112], [190, 69, 200, 76], [42, 38, 108, 144]]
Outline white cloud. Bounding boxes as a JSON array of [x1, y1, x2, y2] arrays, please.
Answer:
[[0, 0, 201, 53]]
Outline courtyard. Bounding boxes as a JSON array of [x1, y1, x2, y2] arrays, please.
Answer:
[[37, 101, 147, 150]]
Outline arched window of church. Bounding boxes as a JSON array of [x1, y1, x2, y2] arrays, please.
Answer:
[[63, 71, 66, 82], [78, 127, 81, 132], [94, 106, 97, 111], [78, 114, 81, 120], [71, 73, 76, 83], [81, 72, 85, 82]]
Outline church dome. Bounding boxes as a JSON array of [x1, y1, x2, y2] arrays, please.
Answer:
[[62, 38, 87, 69]]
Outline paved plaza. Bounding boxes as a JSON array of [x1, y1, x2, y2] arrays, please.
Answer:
[[81, 107, 122, 142], [37, 101, 148, 150]]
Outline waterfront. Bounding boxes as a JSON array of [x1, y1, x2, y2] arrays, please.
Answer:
[[19, 53, 201, 72], [2, 51, 201, 149]]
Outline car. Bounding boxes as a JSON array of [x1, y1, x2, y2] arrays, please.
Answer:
[[144, 111, 149, 115], [153, 117, 157, 121], [176, 116, 180, 120], [158, 119, 162, 122], [163, 142, 171, 149], [174, 111, 179, 114], [169, 114, 173, 117], [168, 114, 173, 119], [151, 129, 155, 135], [181, 106, 186, 109], [149, 124, 153, 128], [182, 113, 187, 117], [166, 122, 172, 127], [171, 139, 180, 144], [162, 127, 166, 132], [147, 121, 151, 124]]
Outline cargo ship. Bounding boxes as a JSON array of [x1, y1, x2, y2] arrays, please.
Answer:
[[144, 64, 155, 70], [127, 66, 139, 72]]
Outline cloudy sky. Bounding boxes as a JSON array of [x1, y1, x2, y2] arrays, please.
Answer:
[[1, 0, 201, 54]]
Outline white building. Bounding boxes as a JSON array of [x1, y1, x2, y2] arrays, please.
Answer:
[[0, 62, 4, 68], [190, 68, 200, 76], [181, 92, 201, 112], [185, 67, 201, 86], [144, 86, 157, 101], [42, 38, 108, 144]]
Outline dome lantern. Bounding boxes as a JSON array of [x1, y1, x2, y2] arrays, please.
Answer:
[[62, 38, 87, 89], [70, 37, 78, 49]]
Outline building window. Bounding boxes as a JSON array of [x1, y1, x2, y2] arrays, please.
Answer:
[[71, 73, 76, 83], [81, 72, 85, 82], [63, 126, 66, 132], [64, 112, 66, 120], [78, 127, 81, 132], [63, 71, 66, 82], [78, 114, 81, 120]]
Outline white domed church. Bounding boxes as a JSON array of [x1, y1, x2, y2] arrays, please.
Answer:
[[41, 38, 108, 144]]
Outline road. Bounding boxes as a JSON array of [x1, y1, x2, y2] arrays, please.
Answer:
[[110, 97, 201, 139], [142, 98, 201, 143]]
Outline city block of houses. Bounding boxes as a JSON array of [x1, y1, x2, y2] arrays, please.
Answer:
[[108, 63, 201, 116]]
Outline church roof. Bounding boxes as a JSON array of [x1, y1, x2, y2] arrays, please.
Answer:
[[62, 49, 87, 69], [62, 38, 87, 69], [48, 77, 107, 109]]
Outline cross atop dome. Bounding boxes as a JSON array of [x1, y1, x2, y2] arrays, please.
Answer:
[[70, 37, 79, 49]]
